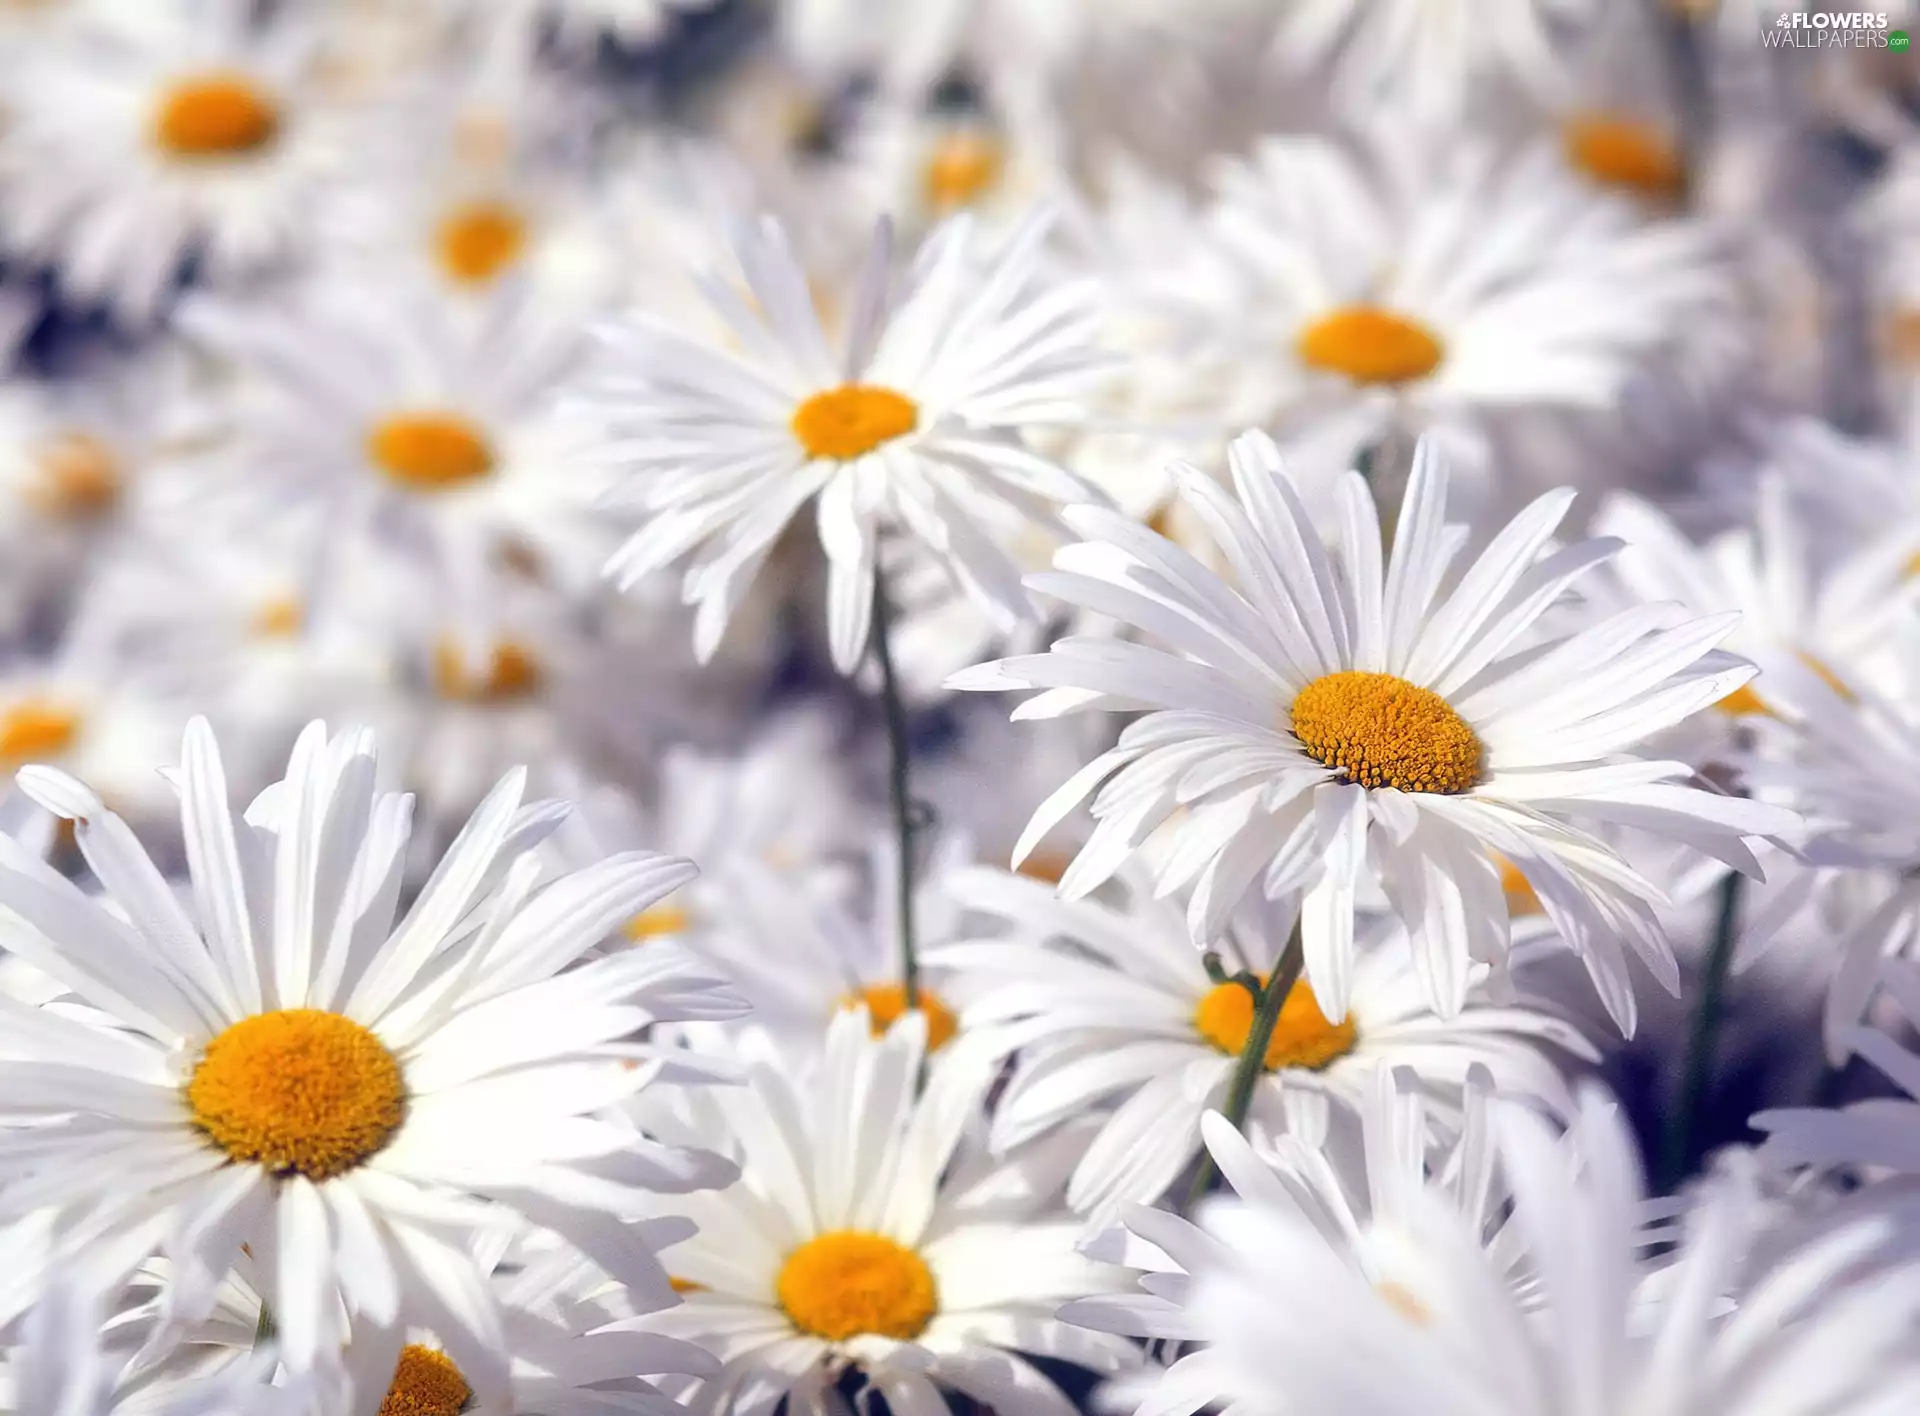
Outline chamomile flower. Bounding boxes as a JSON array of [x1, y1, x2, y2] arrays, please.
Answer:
[[1189, 1086, 1920, 1416], [951, 432, 1800, 1031], [0, 718, 746, 1393], [0, 0, 344, 325], [626, 1009, 1141, 1416], [932, 867, 1590, 1217], [180, 273, 612, 599], [585, 209, 1111, 673], [1143, 127, 1732, 502]]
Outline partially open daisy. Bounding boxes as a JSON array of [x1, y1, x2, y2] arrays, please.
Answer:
[[933, 866, 1590, 1217], [952, 432, 1799, 1031], [626, 1009, 1141, 1415], [0, 0, 342, 324], [585, 209, 1110, 672], [0, 718, 746, 1391]]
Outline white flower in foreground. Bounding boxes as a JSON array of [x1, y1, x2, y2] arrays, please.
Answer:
[[1191, 1087, 1920, 1416], [952, 432, 1798, 1031], [0, 718, 746, 1396], [585, 211, 1110, 672], [1063, 1068, 1508, 1416], [629, 1010, 1141, 1416], [0, 0, 343, 324], [933, 867, 1591, 1217]]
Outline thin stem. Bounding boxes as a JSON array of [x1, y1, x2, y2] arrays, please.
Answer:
[[1181, 922, 1305, 1214], [253, 1300, 275, 1352], [870, 571, 920, 1011], [1660, 868, 1744, 1190]]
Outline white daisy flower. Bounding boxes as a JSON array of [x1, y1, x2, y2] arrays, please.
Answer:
[[1133, 127, 1732, 503], [0, 0, 345, 325], [584, 209, 1111, 673], [1268, 0, 1597, 124], [1061, 1066, 1509, 1416], [626, 1009, 1141, 1416], [951, 432, 1800, 1032], [933, 866, 1591, 1217], [0, 718, 746, 1393], [1190, 1085, 1920, 1416], [179, 273, 611, 599], [1591, 474, 1920, 725]]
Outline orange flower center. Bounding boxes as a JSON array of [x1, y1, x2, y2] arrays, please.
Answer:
[[153, 73, 281, 158], [625, 899, 693, 941], [842, 981, 958, 1052], [367, 413, 495, 491], [1192, 976, 1357, 1071], [1291, 671, 1482, 794], [791, 385, 918, 461], [435, 200, 528, 285], [32, 434, 121, 519], [777, 1231, 938, 1341], [432, 638, 542, 704], [186, 1009, 405, 1180], [1297, 305, 1445, 386], [1563, 114, 1684, 200], [378, 1344, 470, 1416], [924, 131, 1004, 211], [0, 701, 79, 765]]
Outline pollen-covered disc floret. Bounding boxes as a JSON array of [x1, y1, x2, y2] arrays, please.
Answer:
[[435, 200, 527, 285], [1297, 305, 1445, 386], [1291, 670, 1482, 794], [378, 1345, 471, 1416], [186, 1008, 405, 1180], [791, 385, 919, 461], [777, 1231, 939, 1341], [1193, 977, 1357, 1072]]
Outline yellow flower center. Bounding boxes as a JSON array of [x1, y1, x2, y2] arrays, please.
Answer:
[[186, 1009, 405, 1180], [1563, 114, 1684, 200], [432, 638, 542, 704], [153, 73, 281, 158], [1016, 851, 1072, 886], [378, 1344, 470, 1416], [841, 982, 958, 1052], [435, 200, 528, 285], [791, 385, 918, 461], [367, 413, 495, 491], [1297, 305, 1445, 386], [670, 1276, 707, 1295], [777, 1231, 938, 1341], [251, 597, 304, 638], [1885, 310, 1920, 368], [1192, 976, 1357, 1072], [0, 701, 79, 765], [1375, 1279, 1430, 1326], [924, 131, 1004, 211], [31, 434, 121, 519], [1290, 671, 1482, 794], [625, 900, 693, 941]]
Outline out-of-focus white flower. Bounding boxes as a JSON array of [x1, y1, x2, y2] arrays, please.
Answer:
[[0, 719, 745, 1393], [586, 210, 1111, 673], [1191, 1086, 1920, 1416], [179, 275, 614, 600], [626, 1009, 1141, 1416], [934, 867, 1590, 1217], [954, 432, 1798, 1031], [0, 0, 346, 325], [1124, 127, 1733, 508]]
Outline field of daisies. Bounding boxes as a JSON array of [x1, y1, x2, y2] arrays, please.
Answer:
[[9, 0, 1920, 1412]]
